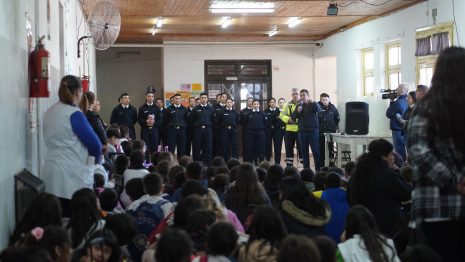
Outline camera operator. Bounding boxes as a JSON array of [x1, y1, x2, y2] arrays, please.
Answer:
[[385, 84, 409, 161]]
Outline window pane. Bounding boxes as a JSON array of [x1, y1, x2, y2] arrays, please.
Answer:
[[426, 67, 433, 86], [364, 52, 374, 70], [389, 47, 399, 66], [240, 102, 246, 110], [207, 64, 235, 75], [419, 66, 433, 86], [240, 64, 268, 75], [389, 73, 400, 89], [364, 76, 374, 95]]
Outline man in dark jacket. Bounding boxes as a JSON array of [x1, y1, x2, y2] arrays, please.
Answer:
[[110, 93, 138, 140], [164, 93, 188, 158], [292, 89, 322, 170], [318, 93, 340, 167], [138, 87, 163, 158], [191, 93, 214, 165], [212, 93, 227, 157], [385, 84, 409, 161]]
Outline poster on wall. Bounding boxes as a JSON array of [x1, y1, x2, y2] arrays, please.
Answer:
[[192, 83, 203, 91], [179, 91, 191, 107], [180, 84, 191, 91], [165, 92, 175, 107]]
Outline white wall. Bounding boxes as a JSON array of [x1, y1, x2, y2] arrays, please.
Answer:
[[315, 0, 465, 135], [163, 44, 315, 102], [0, 0, 96, 248], [315, 56, 337, 106]]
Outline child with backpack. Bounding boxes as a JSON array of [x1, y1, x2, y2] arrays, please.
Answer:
[[126, 173, 174, 262]]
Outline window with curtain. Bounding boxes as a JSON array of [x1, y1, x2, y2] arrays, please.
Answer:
[[362, 48, 374, 96], [386, 41, 401, 90], [415, 22, 454, 86]]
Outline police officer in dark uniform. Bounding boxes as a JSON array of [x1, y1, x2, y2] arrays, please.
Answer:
[[155, 97, 167, 149], [220, 98, 239, 161], [317, 93, 340, 167], [186, 97, 196, 156], [240, 97, 254, 163], [244, 99, 267, 165], [138, 87, 163, 158], [264, 98, 285, 164], [212, 93, 227, 157], [164, 93, 187, 158], [191, 92, 214, 165], [110, 93, 138, 140]]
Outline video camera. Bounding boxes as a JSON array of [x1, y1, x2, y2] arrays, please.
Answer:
[[381, 89, 397, 100]]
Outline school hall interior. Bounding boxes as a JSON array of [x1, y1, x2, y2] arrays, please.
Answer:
[[1, 0, 464, 258]]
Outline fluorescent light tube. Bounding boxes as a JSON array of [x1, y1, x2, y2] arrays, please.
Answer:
[[268, 30, 278, 37], [211, 8, 275, 13], [157, 17, 163, 28], [221, 17, 231, 28], [210, 2, 275, 13], [288, 17, 302, 28]]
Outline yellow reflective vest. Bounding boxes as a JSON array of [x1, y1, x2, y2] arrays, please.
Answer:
[[279, 101, 299, 132]]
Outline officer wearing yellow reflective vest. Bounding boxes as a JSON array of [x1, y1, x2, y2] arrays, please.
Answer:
[[279, 88, 302, 166]]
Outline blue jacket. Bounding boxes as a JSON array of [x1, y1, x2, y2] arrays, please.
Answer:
[[291, 102, 322, 131], [317, 102, 340, 133], [321, 188, 350, 243], [386, 95, 408, 131]]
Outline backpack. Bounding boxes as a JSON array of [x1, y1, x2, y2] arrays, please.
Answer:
[[127, 199, 169, 262]]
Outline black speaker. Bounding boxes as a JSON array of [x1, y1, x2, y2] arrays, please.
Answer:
[[345, 102, 369, 135], [15, 169, 45, 223]]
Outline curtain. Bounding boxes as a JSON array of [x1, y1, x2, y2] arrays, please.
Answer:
[[431, 32, 450, 55], [415, 36, 431, 56]]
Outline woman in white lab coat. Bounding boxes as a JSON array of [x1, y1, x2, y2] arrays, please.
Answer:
[[42, 75, 102, 216]]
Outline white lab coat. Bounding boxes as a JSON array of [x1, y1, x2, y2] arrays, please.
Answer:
[[42, 102, 93, 199]]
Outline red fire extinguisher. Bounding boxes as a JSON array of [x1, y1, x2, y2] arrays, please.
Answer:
[[82, 75, 90, 93], [29, 36, 50, 97]]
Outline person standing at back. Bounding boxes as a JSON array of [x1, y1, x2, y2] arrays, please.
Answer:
[[138, 87, 163, 159], [155, 97, 167, 149], [191, 93, 214, 166], [42, 75, 102, 216], [212, 93, 227, 158], [407, 47, 465, 262], [292, 89, 322, 170], [110, 93, 138, 140], [279, 88, 302, 167], [265, 98, 285, 165], [244, 100, 267, 165], [220, 98, 239, 161], [186, 97, 197, 156], [164, 93, 188, 158], [240, 97, 254, 163], [415, 84, 428, 101], [317, 93, 340, 167], [385, 84, 409, 161], [80, 91, 107, 151]]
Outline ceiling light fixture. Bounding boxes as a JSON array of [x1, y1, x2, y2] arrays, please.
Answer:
[[288, 17, 302, 28], [221, 17, 231, 28], [156, 17, 163, 28], [210, 2, 275, 14], [151, 26, 156, 36], [327, 3, 338, 16], [268, 29, 278, 37]]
